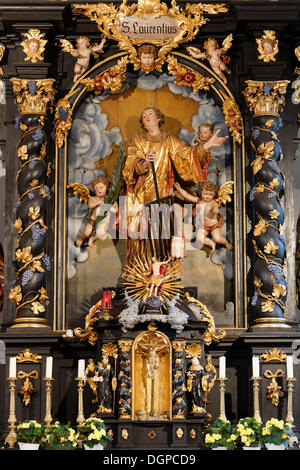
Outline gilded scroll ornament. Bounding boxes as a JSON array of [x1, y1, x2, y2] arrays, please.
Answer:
[[256, 30, 278, 63], [73, 0, 228, 71], [166, 55, 215, 93], [222, 98, 242, 144], [184, 292, 226, 346], [80, 56, 128, 94], [21, 29, 47, 63], [16, 349, 42, 363], [0, 42, 5, 75], [55, 96, 72, 148], [260, 348, 287, 363]]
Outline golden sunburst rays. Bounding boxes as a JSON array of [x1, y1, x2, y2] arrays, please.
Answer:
[[121, 256, 183, 303]]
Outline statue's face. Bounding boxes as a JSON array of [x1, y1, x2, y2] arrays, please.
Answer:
[[140, 52, 154, 68], [263, 41, 273, 53], [94, 182, 107, 198], [77, 38, 89, 50], [28, 40, 39, 53], [201, 189, 215, 202], [142, 108, 160, 131], [198, 125, 212, 142]]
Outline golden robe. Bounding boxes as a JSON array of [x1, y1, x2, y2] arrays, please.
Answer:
[[123, 131, 209, 262]]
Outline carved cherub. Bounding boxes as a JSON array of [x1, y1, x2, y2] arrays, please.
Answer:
[[60, 36, 106, 82], [67, 143, 125, 247], [174, 180, 234, 253], [68, 176, 117, 248], [256, 30, 278, 63], [21, 29, 47, 63], [187, 34, 233, 84]]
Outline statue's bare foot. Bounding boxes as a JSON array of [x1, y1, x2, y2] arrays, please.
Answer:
[[75, 238, 83, 247], [88, 237, 96, 247]]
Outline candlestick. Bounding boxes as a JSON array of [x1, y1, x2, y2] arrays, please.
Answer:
[[252, 356, 260, 378], [219, 356, 226, 378], [45, 356, 53, 379], [217, 377, 228, 420], [9, 357, 17, 378], [76, 378, 85, 427], [4, 377, 18, 448], [250, 377, 262, 421], [43, 378, 54, 427], [286, 356, 293, 379], [285, 377, 296, 425]]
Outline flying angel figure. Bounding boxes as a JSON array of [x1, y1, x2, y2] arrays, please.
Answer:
[[187, 34, 233, 84], [175, 180, 234, 253], [60, 36, 106, 82], [67, 143, 125, 247]]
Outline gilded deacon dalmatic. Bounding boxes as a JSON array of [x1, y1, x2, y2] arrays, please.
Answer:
[[123, 107, 227, 263]]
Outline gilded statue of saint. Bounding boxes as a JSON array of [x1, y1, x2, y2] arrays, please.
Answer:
[[123, 107, 227, 263]]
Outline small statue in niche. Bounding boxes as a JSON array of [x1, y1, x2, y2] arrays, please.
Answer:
[[21, 29, 47, 63], [187, 34, 233, 84], [86, 356, 113, 414], [186, 357, 207, 416], [60, 35, 106, 82], [174, 180, 234, 253], [256, 30, 278, 63]]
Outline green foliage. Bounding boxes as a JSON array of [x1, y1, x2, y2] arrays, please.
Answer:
[[236, 417, 263, 447], [16, 420, 45, 444], [77, 417, 112, 449], [262, 419, 295, 448], [41, 422, 79, 450], [204, 417, 237, 450]]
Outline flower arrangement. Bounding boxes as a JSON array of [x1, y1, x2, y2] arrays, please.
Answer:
[[204, 417, 238, 450], [41, 422, 79, 450], [77, 417, 112, 449], [236, 417, 263, 448], [262, 418, 294, 448], [16, 420, 44, 444]]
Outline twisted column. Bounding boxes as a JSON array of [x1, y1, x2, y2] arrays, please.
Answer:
[[243, 80, 290, 329], [8, 79, 56, 328], [172, 341, 186, 419], [118, 340, 133, 419]]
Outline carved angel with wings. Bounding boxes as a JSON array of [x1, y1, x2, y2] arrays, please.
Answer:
[[174, 180, 234, 253], [60, 36, 106, 82], [67, 143, 125, 247], [187, 34, 233, 84]]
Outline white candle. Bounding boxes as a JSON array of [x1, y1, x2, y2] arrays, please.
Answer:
[[45, 356, 53, 378], [286, 356, 294, 378], [252, 356, 260, 377], [9, 357, 17, 378], [219, 356, 226, 378], [78, 359, 85, 378]]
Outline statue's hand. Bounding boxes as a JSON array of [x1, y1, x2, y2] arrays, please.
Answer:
[[145, 151, 156, 164], [205, 129, 228, 149]]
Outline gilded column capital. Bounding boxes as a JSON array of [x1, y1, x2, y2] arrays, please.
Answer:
[[243, 80, 289, 117], [10, 78, 56, 116]]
